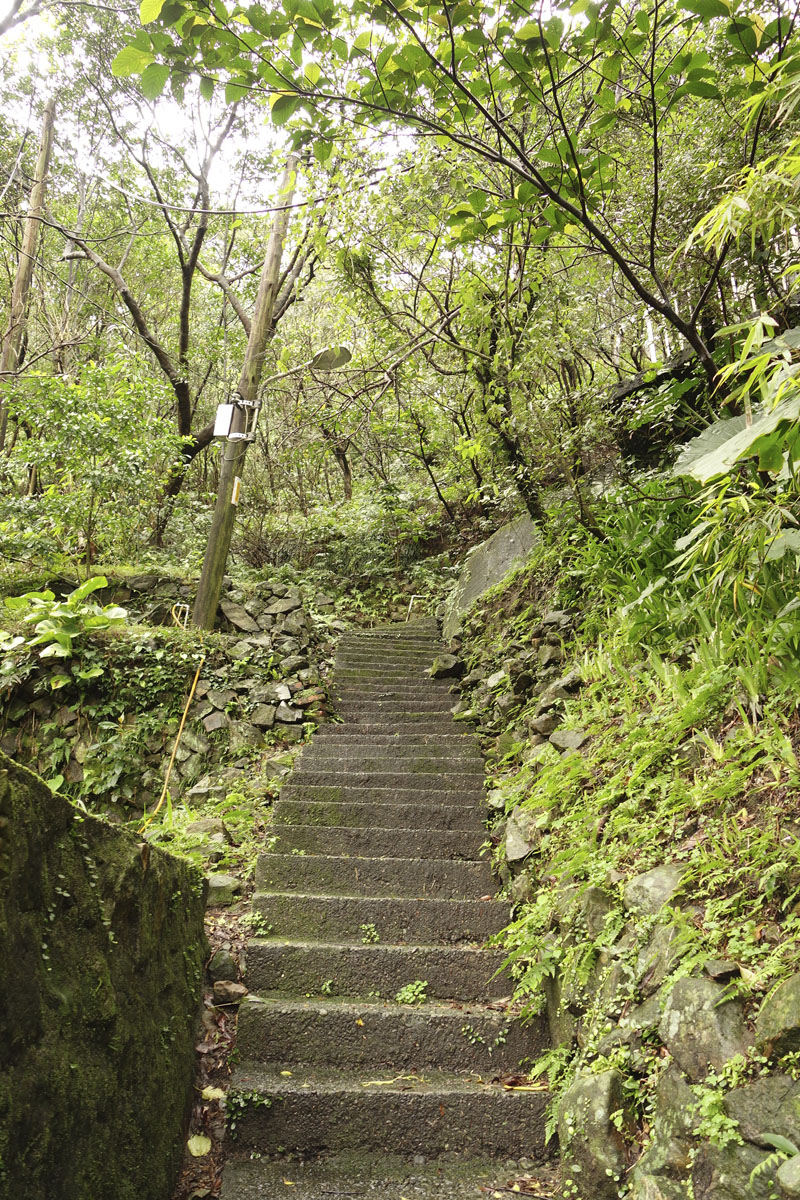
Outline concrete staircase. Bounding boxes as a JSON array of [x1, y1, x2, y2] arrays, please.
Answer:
[[221, 620, 550, 1198]]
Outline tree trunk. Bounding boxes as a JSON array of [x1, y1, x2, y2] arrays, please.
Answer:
[[0, 98, 56, 453], [193, 157, 297, 629]]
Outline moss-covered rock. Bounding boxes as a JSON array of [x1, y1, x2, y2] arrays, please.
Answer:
[[0, 753, 206, 1200]]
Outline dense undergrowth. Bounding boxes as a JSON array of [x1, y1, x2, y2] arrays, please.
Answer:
[[458, 477, 800, 1182]]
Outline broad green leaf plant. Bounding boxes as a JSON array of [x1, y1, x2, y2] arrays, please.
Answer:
[[1, 577, 127, 691]]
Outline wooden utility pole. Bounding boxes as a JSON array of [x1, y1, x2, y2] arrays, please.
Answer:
[[0, 98, 56, 453], [193, 156, 297, 630]]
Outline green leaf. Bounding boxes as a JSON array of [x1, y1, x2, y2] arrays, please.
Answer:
[[269, 92, 299, 125], [759, 1133, 800, 1155], [46, 775, 65, 794], [673, 399, 800, 481], [678, 0, 729, 18], [764, 530, 800, 561], [754, 433, 785, 472], [726, 18, 758, 55], [199, 75, 215, 100], [515, 21, 543, 41], [679, 78, 721, 99], [225, 80, 250, 102], [6, 590, 54, 611], [69, 576, 108, 603], [467, 188, 487, 214], [39, 643, 72, 659], [100, 606, 127, 621], [76, 666, 104, 680], [111, 45, 155, 77], [140, 62, 171, 99], [140, 0, 166, 22]]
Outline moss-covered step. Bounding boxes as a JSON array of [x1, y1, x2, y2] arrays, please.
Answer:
[[256, 851, 495, 898], [272, 798, 486, 831], [333, 669, 442, 682], [295, 756, 483, 778], [288, 768, 485, 790], [334, 685, 454, 695], [250, 890, 508, 943], [221, 1153, 556, 1200], [266, 824, 483, 860], [334, 698, 459, 713], [313, 719, 471, 737], [310, 729, 480, 746], [301, 746, 482, 764], [222, 1064, 549, 1159], [237, 994, 541, 1071], [335, 657, 441, 667], [245, 938, 509, 1000], [277, 783, 485, 807]]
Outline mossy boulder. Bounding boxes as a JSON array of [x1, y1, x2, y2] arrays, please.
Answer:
[[0, 753, 206, 1200], [756, 973, 800, 1059]]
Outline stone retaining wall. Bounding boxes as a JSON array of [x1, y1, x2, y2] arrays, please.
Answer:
[[0, 754, 206, 1200]]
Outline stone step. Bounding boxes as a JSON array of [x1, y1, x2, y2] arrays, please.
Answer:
[[341, 626, 438, 638], [336, 673, 452, 686], [340, 623, 438, 633], [278, 784, 485, 806], [327, 712, 463, 726], [302, 747, 483, 767], [335, 633, 441, 643], [336, 648, 442, 657], [336, 648, 440, 659], [221, 1154, 554, 1200], [331, 672, 444, 682], [251, 891, 508, 943], [335, 664, 438, 676], [256, 852, 494, 898], [338, 632, 440, 640], [311, 729, 479, 746], [336, 655, 439, 661], [334, 686, 456, 701], [295, 756, 482, 777], [289, 769, 484, 791], [336, 701, 457, 715], [273, 799, 485, 831], [314, 720, 470, 737], [237, 995, 539, 1071], [338, 629, 440, 639], [266, 824, 484, 860], [220, 1064, 548, 1158], [245, 939, 509, 1000]]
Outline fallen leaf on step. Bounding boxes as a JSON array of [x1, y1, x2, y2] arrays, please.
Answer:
[[492, 1072, 547, 1091], [362, 1073, 421, 1087], [187, 1135, 212, 1157]]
